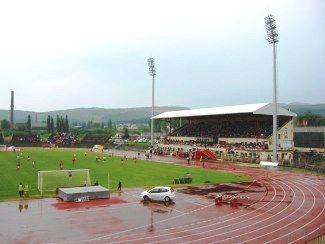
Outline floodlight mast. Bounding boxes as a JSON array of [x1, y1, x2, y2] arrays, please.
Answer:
[[148, 58, 156, 147], [265, 14, 279, 163]]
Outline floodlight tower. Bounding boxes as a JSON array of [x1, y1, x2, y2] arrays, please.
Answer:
[[148, 57, 156, 147], [265, 14, 279, 163]]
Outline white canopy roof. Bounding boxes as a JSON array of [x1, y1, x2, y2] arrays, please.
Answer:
[[153, 103, 296, 119]]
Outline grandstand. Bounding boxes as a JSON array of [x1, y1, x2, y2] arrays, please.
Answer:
[[10, 133, 41, 147], [47, 133, 78, 147], [78, 134, 111, 148], [153, 103, 296, 164]]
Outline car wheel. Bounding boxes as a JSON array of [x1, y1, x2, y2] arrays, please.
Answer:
[[164, 196, 171, 202], [143, 195, 149, 201]]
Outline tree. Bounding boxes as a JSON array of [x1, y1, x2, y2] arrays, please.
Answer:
[[107, 120, 112, 129], [123, 126, 130, 139], [297, 112, 325, 126], [27, 115, 31, 132], [50, 117, 55, 134], [87, 120, 93, 129], [65, 115, 69, 132], [0, 119, 10, 130], [56, 115, 60, 132], [46, 115, 51, 133]]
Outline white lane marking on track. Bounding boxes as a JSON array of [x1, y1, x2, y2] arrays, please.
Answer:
[[102, 181, 270, 243], [281, 180, 325, 243], [106, 181, 278, 244], [210, 178, 324, 244], [149, 180, 290, 244], [222, 179, 307, 244]]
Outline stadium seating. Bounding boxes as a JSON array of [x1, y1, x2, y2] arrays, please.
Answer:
[[47, 133, 77, 147], [169, 118, 288, 140], [11, 134, 41, 146], [77, 134, 110, 148]]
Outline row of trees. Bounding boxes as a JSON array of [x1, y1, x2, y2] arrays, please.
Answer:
[[296, 113, 325, 126], [148, 119, 182, 133], [46, 115, 69, 133], [86, 119, 116, 130]]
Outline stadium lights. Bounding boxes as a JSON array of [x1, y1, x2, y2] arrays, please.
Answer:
[[264, 14, 279, 163], [148, 57, 156, 147]]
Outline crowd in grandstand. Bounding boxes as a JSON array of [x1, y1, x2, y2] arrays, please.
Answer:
[[171, 118, 288, 139], [12, 134, 41, 143], [217, 141, 267, 151], [162, 138, 267, 151], [47, 133, 77, 146]]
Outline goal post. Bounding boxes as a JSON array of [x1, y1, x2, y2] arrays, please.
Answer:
[[38, 169, 91, 196]]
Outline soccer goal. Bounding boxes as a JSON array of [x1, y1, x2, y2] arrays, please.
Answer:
[[38, 169, 91, 196]]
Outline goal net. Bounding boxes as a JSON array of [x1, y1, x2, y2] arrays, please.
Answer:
[[38, 169, 91, 195]]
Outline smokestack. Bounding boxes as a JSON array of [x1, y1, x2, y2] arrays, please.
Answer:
[[10, 91, 14, 129]]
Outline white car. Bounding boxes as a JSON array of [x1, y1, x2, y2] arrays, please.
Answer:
[[140, 186, 175, 202]]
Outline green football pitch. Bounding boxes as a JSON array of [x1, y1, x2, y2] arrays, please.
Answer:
[[0, 148, 250, 200]]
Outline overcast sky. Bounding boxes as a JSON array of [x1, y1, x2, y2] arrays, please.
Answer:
[[0, 0, 324, 112]]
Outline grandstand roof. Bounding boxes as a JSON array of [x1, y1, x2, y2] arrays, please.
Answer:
[[153, 103, 296, 119]]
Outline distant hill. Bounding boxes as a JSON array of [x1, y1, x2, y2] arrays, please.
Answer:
[[282, 103, 325, 116], [1, 103, 324, 125], [0, 106, 188, 124]]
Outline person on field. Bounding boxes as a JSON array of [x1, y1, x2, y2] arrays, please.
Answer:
[[117, 180, 122, 192], [59, 160, 64, 170], [24, 184, 29, 197], [16, 161, 21, 171], [18, 183, 24, 197], [32, 161, 35, 170], [187, 156, 190, 165], [68, 171, 72, 180], [72, 156, 76, 165]]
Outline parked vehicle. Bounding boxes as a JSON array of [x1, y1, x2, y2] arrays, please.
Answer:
[[140, 186, 175, 202]]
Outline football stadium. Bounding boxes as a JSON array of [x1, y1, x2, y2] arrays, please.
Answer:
[[0, 2, 324, 244]]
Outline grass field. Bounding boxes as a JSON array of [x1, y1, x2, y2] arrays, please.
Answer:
[[0, 148, 250, 200]]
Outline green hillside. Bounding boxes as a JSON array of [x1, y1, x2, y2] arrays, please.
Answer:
[[0, 106, 188, 124]]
